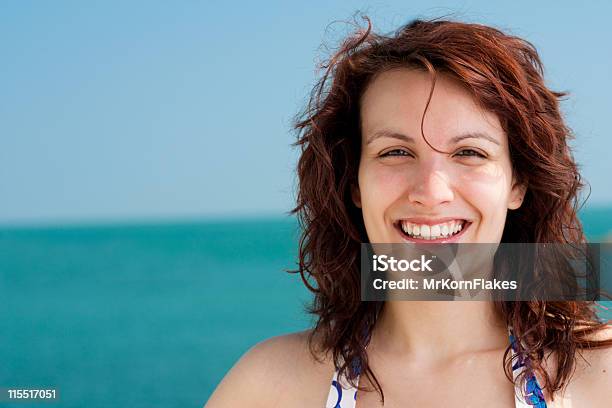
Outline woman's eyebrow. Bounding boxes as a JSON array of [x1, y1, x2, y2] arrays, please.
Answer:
[[366, 130, 416, 145], [366, 129, 500, 146], [450, 132, 500, 146]]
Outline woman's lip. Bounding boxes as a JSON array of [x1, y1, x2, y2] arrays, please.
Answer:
[[396, 217, 468, 225], [395, 221, 472, 243]]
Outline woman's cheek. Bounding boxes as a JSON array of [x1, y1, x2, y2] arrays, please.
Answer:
[[462, 161, 507, 181], [357, 167, 402, 242], [361, 166, 404, 204], [458, 163, 512, 225]]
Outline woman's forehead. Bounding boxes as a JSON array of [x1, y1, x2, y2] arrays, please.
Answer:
[[360, 68, 506, 147]]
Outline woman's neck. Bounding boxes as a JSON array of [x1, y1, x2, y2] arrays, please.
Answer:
[[371, 301, 509, 364]]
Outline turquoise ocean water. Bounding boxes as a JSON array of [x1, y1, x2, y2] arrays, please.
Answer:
[[1, 210, 611, 407]]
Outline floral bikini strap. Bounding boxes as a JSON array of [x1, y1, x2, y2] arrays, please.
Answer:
[[509, 327, 547, 408]]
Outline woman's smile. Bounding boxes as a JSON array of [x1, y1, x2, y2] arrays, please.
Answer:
[[394, 218, 473, 243]]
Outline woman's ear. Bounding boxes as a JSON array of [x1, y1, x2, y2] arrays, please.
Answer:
[[351, 184, 362, 208], [508, 179, 527, 210]]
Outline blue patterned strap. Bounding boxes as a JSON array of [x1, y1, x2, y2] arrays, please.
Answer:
[[509, 330, 548, 408], [325, 368, 358, 408]]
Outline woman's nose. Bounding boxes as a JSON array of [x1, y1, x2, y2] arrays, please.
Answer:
[[407, 159, 455, 207]]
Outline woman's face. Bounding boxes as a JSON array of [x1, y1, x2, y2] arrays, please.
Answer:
[[353, 68, 525, 244]]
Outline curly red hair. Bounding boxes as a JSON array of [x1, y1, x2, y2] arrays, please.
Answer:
[[290, 17, 611, 403]]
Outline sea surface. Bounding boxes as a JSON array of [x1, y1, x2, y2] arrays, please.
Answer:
[[1, 210, 611, 407]]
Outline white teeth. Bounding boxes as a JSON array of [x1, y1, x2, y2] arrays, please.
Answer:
[[400, 220, 466, 240], [441, 224, 449, 237], [421, 225, 431, 239]]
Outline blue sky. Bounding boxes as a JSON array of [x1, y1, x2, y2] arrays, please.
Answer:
[[1, 1, 611, 225]]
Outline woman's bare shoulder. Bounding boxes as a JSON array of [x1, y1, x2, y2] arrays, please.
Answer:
[[204, 329, 335, 408], [544, 324, 612, 408]]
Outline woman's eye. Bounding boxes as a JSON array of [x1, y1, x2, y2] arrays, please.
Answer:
[[455, 149, 486, 158], [380, 149, 411, 157]]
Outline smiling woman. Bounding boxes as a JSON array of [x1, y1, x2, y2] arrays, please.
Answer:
[[204, 17, 612, 408]]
